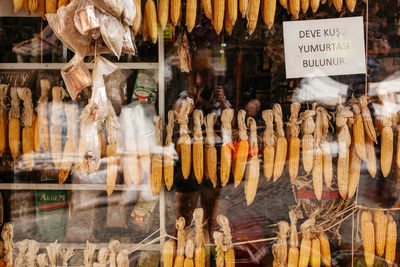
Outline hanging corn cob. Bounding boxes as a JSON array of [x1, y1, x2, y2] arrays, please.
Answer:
[[142, 9, 149, 41], [360, 95, 377, 144], [164, 110, 175, 190], [377, 92, 393, 178], [263, 0, 276, 29], [159, 0, 168, 31], [300, 0, 308, 14], [105, 101, 120, 194], [193, 110, 204, 184], [352, 103, 367, 161], [50, 86, 65, 170], [247, 0, 260, 35], [151, 116, 163, 195], [213, 231, 225, 267], [177, 98, 194, 179], [312, 144, 323, 200], [202, 0, 213, 19], [280, 0, 288, 9], [224, 5, 234, 36], [14, 0, 24, 12], [287, 102, 301, 182], [146, 0, 158, 44], [29, 0, 38, 14], [131, 0, 142, 36], [227, 0, 237, 26], [35, 80, 50, 153], [184, 239, 195, 267], [9, 87, 21, 161], [205, 113, 218, 188], [194, 209, 205, 267], [272, 221, 290, 266], [288, 210, 299, 267], [289, 0, 300, 19], [122, 108, 141, 185], [310, 0, 319, 12], [233, 109, 249, 187], [385, 215, 396, 267], [0, 85, 8, 157], [58, 0, 67, 8], [163, 240, 176, 267], [58, 104, 78, 184], [17, 87, 35, 171], [134, 106, 151, 181], [171, 0, 182, 26], [262, 109, 275, 181], [374, 210, 388, 257], [317, 228, 331, 267], [46, 0, 57, 13], [244, 117, 259, 205], [315, 107, 333, 189], [239, 0, 248, 18], [37, 0, 45, 17], [174, 217, 187, 267], [332, 0, 342, 11], [213, 0, 225, 34], [299, 219, 315, 267], [361, 210, 375, 267], [186, 0, 197, 32], [300, 107, 316, 174], [273, 104, 287, 181], [220, 109, 234, 186], [217, 215, 235, 267], [310, 237, 320, 267], [347, 142, 360, 199]]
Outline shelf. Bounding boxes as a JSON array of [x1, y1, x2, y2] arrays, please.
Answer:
[[0, 183, 148, 191], [0, 62, 159, 70]]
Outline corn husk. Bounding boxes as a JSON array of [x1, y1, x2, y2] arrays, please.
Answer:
[[150, 116, 163, 195], [164, 110, 175, 190], [262, 109, 275, 181], [0, 85, 8, 157], [50, 86, 65, 170], [105, 100, 120, 195], [220, 109, 234, 186], [244, 117, 259, 205], [177, 98, 194, 179]]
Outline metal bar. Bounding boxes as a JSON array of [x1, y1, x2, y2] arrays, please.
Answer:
[[0, 183, 148, 191], [0, 63, 159, 70]]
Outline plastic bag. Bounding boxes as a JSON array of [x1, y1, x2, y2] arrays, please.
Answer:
[[61, 54, 92, 100], [88, 0, 123, 19], [104, 69, 131, 115], [100, 14, 124, 58], [46, 0, 92, 57], [122, 0, 136, 26], [74, 0, 101, 37], [122, 26, 137, 55]]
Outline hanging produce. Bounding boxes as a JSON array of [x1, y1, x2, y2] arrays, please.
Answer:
[[35, 80, 50, 153], [163, 240, 176, 267], [164, 110, 175, 190], [262, 109, 275, 181], [213, 0, 225, 34], [0, 85, 8, 157], [377, 92, 393, 178], [50, 86, 65, 170], [205, 113, 218, 188], [352, 102, 367, 161], [273, 104, 287, 181], [263, 0, 276, 29], [146, 0, 158, 44], [159, 0, 168, 30], [298, 219, 315, 267], [171, 0, 181, 26], [122, 108, 141, 185], [217, 215, 234, 267], [174, 217, 187, 267], [220, 109, 234, 186], [142, 9, 149, 41], [202, 0, 213, 19], [289, 0, 300, 19], [347, 142, 360, 199], [247, 0, 260, 35], [300, 0, 308, 14], [105, 101, 120, 195], [213, 231, 225, 267], [361, 210, 375, 267], [9, 87, 21, 161], [287, 102, 301, 182], [131, 0, 142, 35], [300, 106, 316, 175], [227, 0, 237, 26], [374, 210, 387, 258], [193, 110, 204, 184], [385, 214, 396, 267], [310, 236, 321, 267], [177, 98, 194, 179], [233, 109, 248, 187], [151, 115, 163, 195], [310, 0, 319, 12], [288, 211, 299, 267], [332, 0, 342, 11], [224, 4, 234, 36], [312, 141, 323, 200], [244, 117, 259, 205], [186, 0, 197, 32], [194, 208, 205, 267], [317, 228, 331, 267], [184, 239, 195, 267], [272, 221, 290, 266]]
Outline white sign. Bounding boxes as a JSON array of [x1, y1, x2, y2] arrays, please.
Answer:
[[283, 17, 366, 79]]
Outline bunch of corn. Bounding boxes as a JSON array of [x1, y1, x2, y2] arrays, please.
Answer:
[[289, 0, 300, 19], [244, 117, 259, 205], [171, 0, 182, 26], [288, 210, 299, 267], [213, 0, 225, 34], [58, 104, 78, 184], [17, 87, 35, 170], [227, 0, 237, 27], [217, 215, 235, 267], [186, 0, 197, 32], [164, 110, 175, 190], [0, 85, 8, 157], [184, 239, 195, 267], [122, 108, 141, 185], [272, 221, 290, 266], [177, 98, 194, 179], [194, 208, 205, 267], [145, 0, 158, 44], [385, 215, 397, 267], [220, 109, 234, 186], [46, 0, 57, 13], [361, 210, 375, 267], [205, 113, 218, 187], [35, 79, 50, 153], [9, 87, 21, 161], [263, 0, 276, 29], [105, 100, 120, 194], [299, 218, 315, 267], [151, 116, 163, 195], [315, 107, 333, 189], [131, 0, 142, 35], [336, 103, 353, 199], [50, 86, 65, 170], [273, 104, 287, 181], [359, 95, 377, 178], [134, 106, 151, 181], [287, 102, 301, 182], [247, 0, 260, 34], [163, 240, 176, 267], [193, 110, 204, 184], [202, 0, 213, 19], [233, 110, 249, 187], [213, 231, 225, 267], [262, 110, 275, 181], [347, 142, 360, 199], [174, 217, 187, 267], [377, 92, 393, 178], [300, 107, 316, 175]]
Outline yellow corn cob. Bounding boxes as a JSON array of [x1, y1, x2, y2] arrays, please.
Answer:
[[263, 109, 275, 181], [279, 0, 288, 9], [288, 247, 299, 267], [24, 0, 29, 13], [163, 240, 175, 267], [179, 134, 192, 179], [272, 260, 278, 267], [213, 0, 225, 34], [239, 0, 248, 17], [194, 247, 205, 267], [224, 6, 234, 35], [332, 0, 342, 11], [302, 134, 313, 174], [184, 239, 195, 267], [159, 0, 169, 30], [186, 0, 197, 32], [184, 258, 193, 267], [58, 0, 67, 8], [193, 141, 204, 184], [347, 143, 360, 199], [318, 231, 331, 267], [263, 0, 276, 29], [300, 0, 308, 13], [381, 126, 393, 178], [360, 96, 377, 144], [245, 155, 259, 205], [59, 139, 75, 184], [273, 104, 287, 182], [361, 211, 375, 267], [206, 146, 217, 187], [310, 0, 319, 12], [9, 118, 21, 161], [298, 233, 311, 267], [216, 248, 224, 267], [353, 108, 367, 161], [14, 0, 24, 12], [312, 145, 323, 200], [37, 0, 45, 17], [202, 0, 212, 19], [146, 0, 158, 44], [151, 154, 163, 195], [337, 147, 349, 199], [22, 126, 34, 170], [171, 0, 181, 26], [46, 0, 57, 13], [385, 215, 396, 267], [289, 0, 300, 19], [233, 141, 248, 187], [164, 146, 174, 190], [310, 238, 320, 267], [49, 125, 63, 169], [131, 0, 142, 36], [320, 140, 332, 188], [227, 0, 237, 26], [247, 0, 260, 35], [33, 114, 39, 152], [396, 128, 400, 169], [288, 137, 300, 182], [365, 134, 377, 178], [105, 143, 117, 194], [224, 248, 235, 267], [346, 0, 355, 12], [374, 210, 388, 257], [0, 112, 8, 157], [263, 145, 274, 181], [174, 255, 184, 267], [142, 8, 149, 41], [220, 143, 232, 186], [29, 0, 38, 13]]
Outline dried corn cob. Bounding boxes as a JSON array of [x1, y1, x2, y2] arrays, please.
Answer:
[[288, 210, 299, 267], [178, 99, 194, 179], [58, 0, 67, 8], [272, 221, 290, 266], [247, 0, 260, 34], [347, 143, 360, 199], [36, 79, 50, 153], [105, 102, 120, 193], [263, 0, 276, 29], [213, 0, 225, 34], [193, 110, 204, 184], [174, 217, 187, 267], [359, 96, 377, 144], [217, 215, 235, 267], [300, 0, 308, 13], [279, 0, 288, 9], [184, 239, 195, 267], [0, 85, 8, 157], [171, 0, 181, 26], [163, 240, 176, 267], [164, 110, 175, 190], [374, 210, 388, 257], [352, 103, 367, 161], [224, 248, 235, 267], [289, 0, 300, 19], [202, 0, 213, 19], [50, 86, 65, 170], [14, 0, 24, 12], [186, 0, 197, 32], [365, 134, 377, 178], [301, 108, 316, 174], [262, 110, 275, 181], [224, 5, 234, 35], [239, 0, 248, 17], [288, 102, 301, 182], [194, 209, 205, 267], [312, 145, 323, 200], [385, 215, 396, 267], [227, 0, 237, 26], [332, 0, 342, 11], [299, 219, 315, 267], [151, 116, 163, 195], [24, 0, 29, 13], [146, 0, 158, 44], [159, 0, 169, 31], [18, 87, 35, 170], [220, 109, 234, 186], [234, 110, 249, 187], [122, 108, 141, 185], [396, 127, 400, 169], [142, 8, 149, 41], [244, 117, 259, 205], [310, 0, 319, 12], [134, 106, 151, 181], [273, 104, 287, 181], [214, 231, 225, 267], [378, 93, 393, 178], [315, 107, 332, 188], [345, 0, 355, 11], [310, 238, 320, 267], [131, 0, 142, 36], [205, 113, 218, 187], [361, 210, 375, 267], [38, 0, 45, 17], [29, 0, 38, 13], [46, 0, 57, 13], [9, 87, 21, 161], [58, 104, 78, 184], [318, 230, 331, 267]]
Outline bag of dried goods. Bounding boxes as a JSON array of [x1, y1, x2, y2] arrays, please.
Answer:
[[74, 0, 101, 36], [87, 0, 124, 18], [61, 54, 92, 100], [100, 14, 125, 58]]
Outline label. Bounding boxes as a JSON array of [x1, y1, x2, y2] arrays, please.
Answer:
[[283, 17, 366, 78]]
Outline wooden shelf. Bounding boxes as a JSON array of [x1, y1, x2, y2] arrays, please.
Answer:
[[0, 183, 148, 191], [0, 62, 159, 70]]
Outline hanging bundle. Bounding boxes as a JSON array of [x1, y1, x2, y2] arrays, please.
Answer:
[[233, 109, 249, 187], [287, 210, 299, 267], [164, 110, 176, 190], [84, 242, 97, 267], [220, 109, 234, 186], [108, 240, 119, 267], [272, 221, 290, 266], [213, 232, 225, 267], [183, 239, 195, 267], [36, 254, 48, 267], [151, 115, 163, 195], [262, 109, 275, 181], [244, 117, 259, 205], [46, 241, 61, 267], [9, 87, 21, 161], [50, 86, 65, 170], [60, 248, 74, 267], [287, 102, 301, 182], [105, 100, 120, 195], [298, 218, 315, 267], [174, 217, 187, 267], [205, 113, 218, 188], [273, 104, 287, 181], [162, 239, 176, 267], [193, 110, 204, 184], [217, 215, 234, 266], [300, 106, 316, 175], [35, 79, 50, 153], [177, 98, 194, 179], [0, 85, 8, 157], [194, 208, 205, 267]]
